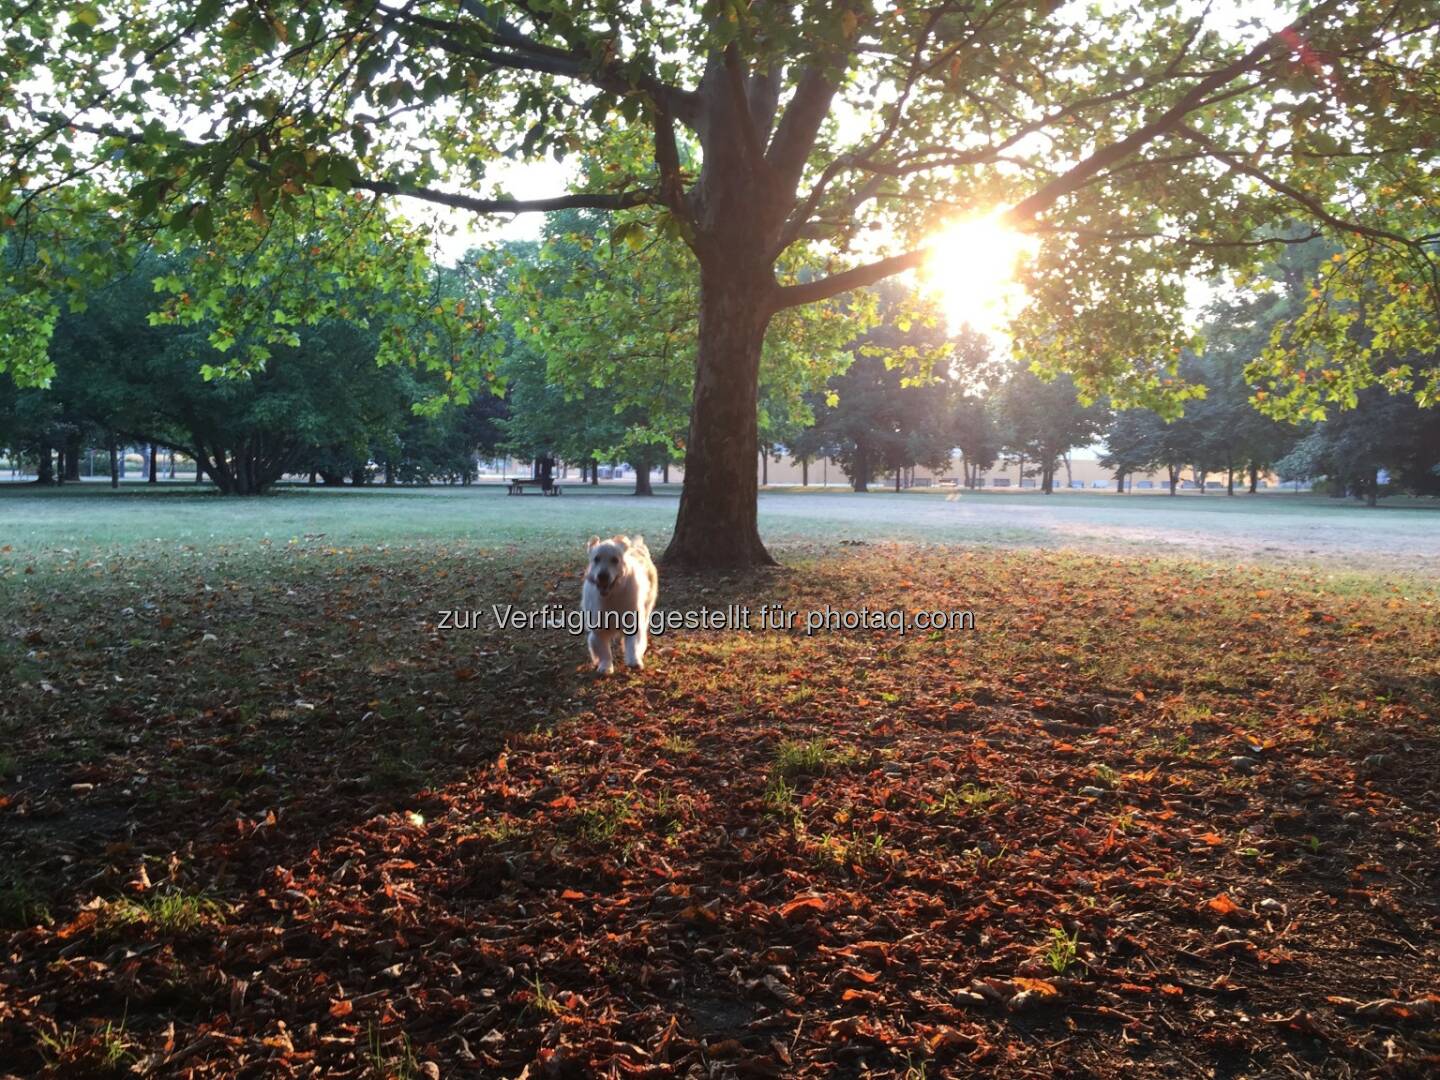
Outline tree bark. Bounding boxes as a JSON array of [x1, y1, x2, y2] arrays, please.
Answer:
[[1115, 472, 1125, 493], [1168, 465, 1179, 496], [801, 457, 808, 486], [108, 439, 119, 488], [633, 455, 654, 496], [64, 434, 82, 482], [149, 443, 159, 484], [590, 458, 599, 486], [851, 442, 870, 492], [663, 461, 670, 484], [760, 449, 768, 486], [1366, 466, 1379, 506], [1248, 463, 1259, 494], [663, 266, 775, 568], [36, 440, 54, 484]]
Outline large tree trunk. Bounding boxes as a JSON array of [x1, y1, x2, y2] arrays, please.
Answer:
[[1115, 472, 1125, 493], [663, 268, 774, 568], [1168, 465, 1179, 496], [1366, 466, 1379, 507], [149, 443, 159, 484], [760, 450, 768, 486], [801, 457, 808, 486], [108, 439, 119, 488], [1248, 463, 1259, 494]]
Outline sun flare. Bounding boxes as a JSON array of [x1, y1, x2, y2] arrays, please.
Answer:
[[921, 214, 1038, 340]]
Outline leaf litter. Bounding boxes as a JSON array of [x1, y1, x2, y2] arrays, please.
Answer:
[[1, 541, 1437, 1076]]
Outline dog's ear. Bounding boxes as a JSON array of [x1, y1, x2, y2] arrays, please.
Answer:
[[586, 535, 601, 551], [615, 535, 630, 550]]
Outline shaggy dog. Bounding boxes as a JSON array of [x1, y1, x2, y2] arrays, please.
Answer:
[[581, 534, 658, 674]]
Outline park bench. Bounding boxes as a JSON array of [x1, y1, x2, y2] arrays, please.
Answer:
[[506, 476, 562, 496]]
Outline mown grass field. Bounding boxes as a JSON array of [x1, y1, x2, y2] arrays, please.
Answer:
[[1, 486, 1438, 1078]]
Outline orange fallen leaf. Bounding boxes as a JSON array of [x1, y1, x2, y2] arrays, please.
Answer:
[[779, 896, 827, 920], [1203, 893, 1242, 916], [1013, 977, 1060, 997]]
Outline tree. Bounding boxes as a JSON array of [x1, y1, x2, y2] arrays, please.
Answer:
[[4, 2, 1440, 566], [998, 364, 1107, 494], [1274, 387, 1435, 504], [497, 194, 852, 495], [29, 251, 481, 494], [949, 395, 998, 488], [804, 285, 952, 492]]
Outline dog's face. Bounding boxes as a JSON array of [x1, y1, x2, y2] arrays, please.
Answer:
[[586, 535, 630, 591]]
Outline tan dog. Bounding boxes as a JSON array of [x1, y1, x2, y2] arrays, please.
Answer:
[[581, 534, 658, 674]]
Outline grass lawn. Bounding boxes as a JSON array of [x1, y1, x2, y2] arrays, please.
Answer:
[[1, 486, 1438, 1077]]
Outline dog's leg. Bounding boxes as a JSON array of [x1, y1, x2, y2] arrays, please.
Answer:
[[623, 627, 646, 670], [589, 630, 614, 675]]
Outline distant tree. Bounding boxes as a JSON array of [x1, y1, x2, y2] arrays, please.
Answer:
[[997, 364, 1107, 494], [33, 252, 490, 494], [805, 286, 953, 492], [786, 392, 837, 487], [1275, 385, 1437, 504], [948, 395, 998, 488]]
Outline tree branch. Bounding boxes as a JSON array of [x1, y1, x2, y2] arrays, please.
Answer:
[[1005, 0, 1345, 226], [352, 180, 656, 216], [381, 2, 698, 125], [772, 248, 926, 310], [59, 114, 655, 217], [723, 44, 768, 173], [766, 65, 840, 194], [1174, 123, 1424, 250]]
